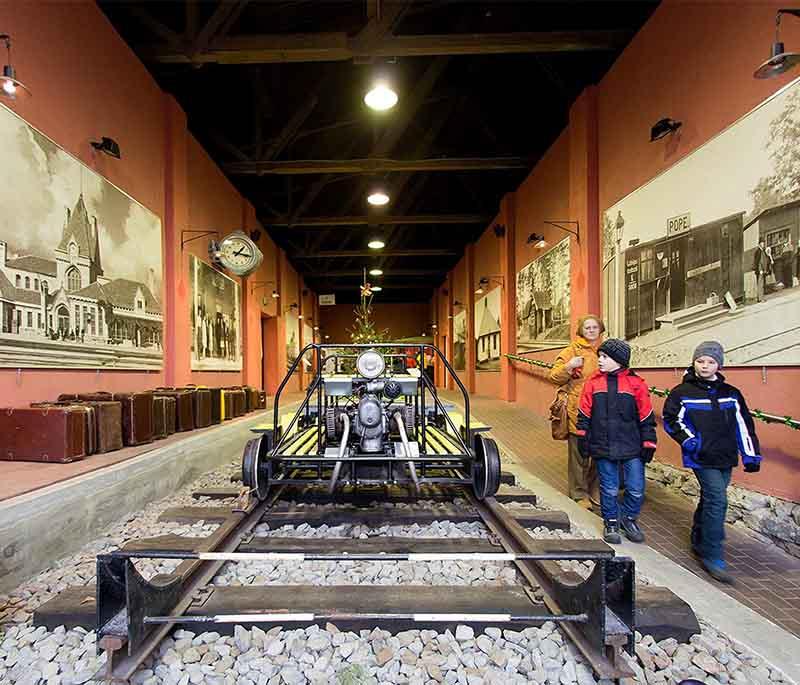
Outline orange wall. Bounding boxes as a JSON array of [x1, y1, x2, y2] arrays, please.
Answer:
[[0, 1, 308, 403], [436, 0, 800, 500], [318, 303, 430, 342]]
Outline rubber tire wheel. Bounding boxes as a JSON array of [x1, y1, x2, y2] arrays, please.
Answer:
[[471, 434, 501, 500], [242, 435, 271, 500]]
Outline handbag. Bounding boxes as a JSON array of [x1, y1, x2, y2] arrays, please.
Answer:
[[549, 382, 571, 441]]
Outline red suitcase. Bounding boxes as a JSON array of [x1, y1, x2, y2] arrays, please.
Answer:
[[113, 392, 154, 446], [0, 406, 86, 462], [30, 402, 97, 456]]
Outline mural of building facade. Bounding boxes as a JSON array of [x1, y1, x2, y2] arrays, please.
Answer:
[[516, 237, 571, 351], [602, 78, 800, 367], [190, 255, 241, 371], [474, 287, 501, 371], [453, 309, 466, 371], [0, 104, 162, 369]]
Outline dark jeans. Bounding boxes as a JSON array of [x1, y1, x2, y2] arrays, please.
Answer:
[[692, 467, 732, 562], [596, 458, 645, 521]]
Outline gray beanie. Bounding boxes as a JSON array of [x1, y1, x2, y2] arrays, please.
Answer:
[[598, 338, 631, 368], [693, 341, 724, 368]]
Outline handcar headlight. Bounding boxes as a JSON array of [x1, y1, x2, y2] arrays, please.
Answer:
[[356, 350, 385, 379]]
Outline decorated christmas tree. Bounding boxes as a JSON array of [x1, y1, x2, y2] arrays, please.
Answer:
[[348, 272, 389, 344]]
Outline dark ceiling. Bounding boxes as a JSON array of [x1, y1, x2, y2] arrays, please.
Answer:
[[98, 0, 659, 304]]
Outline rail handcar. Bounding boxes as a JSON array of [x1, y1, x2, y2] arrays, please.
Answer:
[[242, 343, 502, 499]]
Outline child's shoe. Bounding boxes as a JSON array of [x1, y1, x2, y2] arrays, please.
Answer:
[[620, 517, 645, 543], [603, 520, 621, 544]]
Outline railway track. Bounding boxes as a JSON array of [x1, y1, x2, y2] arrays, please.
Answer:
[[33, 477, 698, 684]]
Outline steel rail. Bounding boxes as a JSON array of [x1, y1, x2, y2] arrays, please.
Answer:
[[99, 485, 286, 682], [467, 493, 634, 680]]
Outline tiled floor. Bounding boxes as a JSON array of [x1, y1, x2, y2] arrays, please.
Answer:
[[440, 389, 800, 638]]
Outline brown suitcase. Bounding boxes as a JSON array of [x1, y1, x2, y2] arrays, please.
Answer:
[[221, 389, 236, 420], [113, 392, 154, 446], [164, 395, 177, 435], [243, 386, 259, 413], [154, 389, 194, 432], [56, 393, 79, 401], [257, 391, 267, 410], [77, 392, 113, 402], [0, 406, 86, 462], [30, 402, 96, 456], [224, 388, 246, 417], [81, 400, 123, 453], [189, 388, 212, 428], [209, 387, 222, 424], [153, 396, 168, 439]]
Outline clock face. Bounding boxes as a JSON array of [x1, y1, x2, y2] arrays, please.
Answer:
[[216, 232, 263, 276]]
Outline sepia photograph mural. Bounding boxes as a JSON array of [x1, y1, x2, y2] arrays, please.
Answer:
[[516, 237, 571, 351], [602, 78, 800, 367], [474, 286, 501, 371], [453, 309, 466, 371], [190, 255, 241, 371], [0, 103, 163, 369]]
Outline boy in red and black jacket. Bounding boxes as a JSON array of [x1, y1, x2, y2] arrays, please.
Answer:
[[576, 339, 657, 544]]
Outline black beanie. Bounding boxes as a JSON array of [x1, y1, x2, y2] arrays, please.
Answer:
[[598, 338, 631, 368]]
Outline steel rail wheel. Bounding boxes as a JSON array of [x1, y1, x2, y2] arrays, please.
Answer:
[[471, 434, 501, 499]]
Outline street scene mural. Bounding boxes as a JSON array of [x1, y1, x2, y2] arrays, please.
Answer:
[[0, 104, 163, 369], [516, 237, 571, 351], [286, 310, 299, 371], [453, 310, 466, 371], [474, 286, 501, 371], [190, 255, 241, 371], [602, 78, 800, 367]]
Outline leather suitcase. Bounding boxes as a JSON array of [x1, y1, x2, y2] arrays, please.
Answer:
[[81, 400, 123, 453], [154, 389, 194, 432], [77, 392, 113, 402], [208, 387, 222, 425], [0, 406, 86, 462], [243, 386, 259, 413], [190, 388, 212, 428], [113, 392, 154, 446], [221, 389, 236, 421], [164, 396, 177, 435], [225, 387, 246, 417], [30, 402, 96, 456], [56, 393, 79, 401], [153, 396, 168, 439], [257, 391, 267, 410]]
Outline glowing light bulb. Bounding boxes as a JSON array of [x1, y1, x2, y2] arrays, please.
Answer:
[[364, 83, 398, 111], [371, 286, 383, 292], [368, 239, 385, 250], [369, 268, 383, 276], [2, 79, 16, 96], [367, 191, 390, 206]]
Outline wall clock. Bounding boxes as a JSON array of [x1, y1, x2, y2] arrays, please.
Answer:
[[210, 231, 263, 277]]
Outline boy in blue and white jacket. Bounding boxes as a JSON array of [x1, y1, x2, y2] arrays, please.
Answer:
[[663, 341, 761, 584]]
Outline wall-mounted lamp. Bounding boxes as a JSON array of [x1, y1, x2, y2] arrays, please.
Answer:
[[493, 224, 506, 238], [0, 34, 31, 100], [755, 9, 800, 78], [90, 137, 121, 159], [543, 220, 580, 243], [250, 279, 278, 296], [475, 276, 504, 295], [649, 118, 682, 142], [285, 302, 298, 314], [526, 232, 548, 249]]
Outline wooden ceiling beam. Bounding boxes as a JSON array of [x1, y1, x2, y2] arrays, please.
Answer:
[[293, 249, 457, 258], [304, 269, 441, 277], [140, 30, 627, 64], [225, 156, 528, 175], [270, 213, 491, 228]]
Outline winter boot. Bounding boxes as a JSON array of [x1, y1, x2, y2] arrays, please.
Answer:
[[603, 520, 621, 544], [620, 517, 645, 543]]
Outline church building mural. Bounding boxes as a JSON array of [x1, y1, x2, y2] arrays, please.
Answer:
[[0, 104, 163, 369]]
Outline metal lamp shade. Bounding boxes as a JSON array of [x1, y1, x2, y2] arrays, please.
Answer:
[[0, 64, 31, 100], [754, 42, 800, 79]]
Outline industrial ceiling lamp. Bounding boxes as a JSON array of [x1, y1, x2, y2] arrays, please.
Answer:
[[368, 238, 385, 249], [0, 34, 31, 100], [369, 268, 383, 276], [364, 81, 398, 111], [367, 185, 390, 206], [527, 232, 548, 249], [371, 285, 383, 292], [754, 9, 800, 79], [90, 137, 121, 159]]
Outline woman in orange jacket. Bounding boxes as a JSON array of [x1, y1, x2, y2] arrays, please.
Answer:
[[548, 315, 605, 508]]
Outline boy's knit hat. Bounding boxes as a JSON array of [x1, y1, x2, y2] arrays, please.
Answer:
[[693, 341, 724, 368], [598, 338, 631, 368]]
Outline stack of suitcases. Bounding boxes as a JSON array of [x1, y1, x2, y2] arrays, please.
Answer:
[[0, 383, 266, 463]]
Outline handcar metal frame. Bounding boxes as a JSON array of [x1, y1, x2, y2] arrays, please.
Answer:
[[243, 343, 502, 499]]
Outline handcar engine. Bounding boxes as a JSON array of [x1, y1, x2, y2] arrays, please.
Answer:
[[354, 393, 386, 453]]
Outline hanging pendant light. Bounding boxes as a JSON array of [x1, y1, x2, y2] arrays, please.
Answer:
[[754, 10, 800, 79], [0, 35, 31, 100], [368, 238, 385, 250], [367, 187, 390, 206], [364, 82, 398, 111]]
